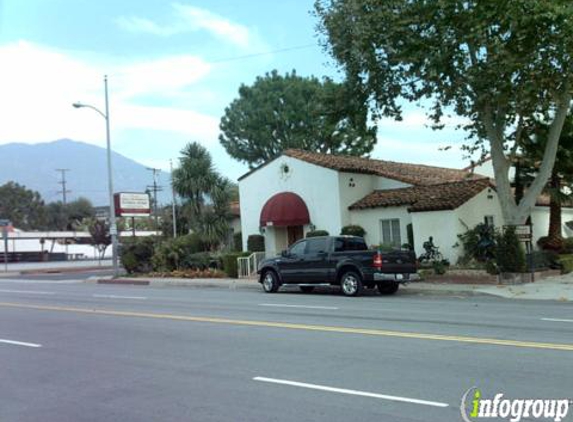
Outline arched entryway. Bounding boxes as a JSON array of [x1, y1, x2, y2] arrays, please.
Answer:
[[260, 192, 310, 254]]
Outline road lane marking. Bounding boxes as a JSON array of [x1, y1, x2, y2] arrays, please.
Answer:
[[259, 303, 338, 310], [253, 377, 449, 408], [542, 318, 573, 323], [0, 339, 42, 348], [0, 289, 55, 295], [0, 302, 572, 351], [92, 294, 147, 300]]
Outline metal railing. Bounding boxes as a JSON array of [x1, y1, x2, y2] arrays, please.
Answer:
[[237, 252, 267, 278]]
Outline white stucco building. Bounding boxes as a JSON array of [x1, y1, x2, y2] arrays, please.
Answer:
[[238, 149, 571, 262]]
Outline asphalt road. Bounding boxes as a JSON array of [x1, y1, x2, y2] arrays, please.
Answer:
[[0, 279, 572, 422]]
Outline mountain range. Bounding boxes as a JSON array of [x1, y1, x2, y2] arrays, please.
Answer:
[[0, 139, 170, 206]]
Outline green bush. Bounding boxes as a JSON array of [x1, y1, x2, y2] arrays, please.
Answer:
[[558, 254, 573, 274], [222, 252, 251, 278], [340, 225, 366, 237], [151, 233, 207, 272], [247, 234, 265, 252], [432, 260, 447, 275], [495, 226, 526, 273], [530, 250, 560, 270], [306, 230, 329, 238], [119, 236, 156, 274], [457, 223, 496, 263], [233, 232, 243, 252]]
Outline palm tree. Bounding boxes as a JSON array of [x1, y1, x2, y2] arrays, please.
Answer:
[[172, 142, 233, 249], [520, 116, 573, 250]]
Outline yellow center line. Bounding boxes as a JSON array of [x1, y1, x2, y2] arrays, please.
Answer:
[[1, 301, 572, 352]]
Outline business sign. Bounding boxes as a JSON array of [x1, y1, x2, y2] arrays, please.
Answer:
[[504, 224, 532, 242], [0, 219, 11, 241], [114, 193, 151, 217]]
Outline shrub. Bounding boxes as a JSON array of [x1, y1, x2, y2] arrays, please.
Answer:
[[151, 233, 207, 272], [372, 243, 398, 252], [306, 230, 329, 238], [558, 254, 573, 274], [530, 250, 560, 270], [457, 223, 496, 264], [563, 237, 573, 254], [340, 225, 366, 237], [495, 226, 526, 273], [432, 260, 447, 275], [247, 234, 265, 252], [233, 232, 243, 252], [119, 236, 156, 274], [222, 252, 251, 278]]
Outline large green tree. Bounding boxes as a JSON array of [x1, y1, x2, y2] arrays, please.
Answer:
[[172, 142, 232, 249], [0, 182, 46, 230], [315, 0, 573, 225], [219, 70, 377, 167], [520, 115, 573, 249], [45, 197, 95, 230]]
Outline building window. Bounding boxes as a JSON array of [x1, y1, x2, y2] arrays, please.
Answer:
[[380, 219, 401, 247], [484, 215, 495, 227]]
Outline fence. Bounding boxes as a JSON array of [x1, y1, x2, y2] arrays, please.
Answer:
[[237, 252, 267, 278]]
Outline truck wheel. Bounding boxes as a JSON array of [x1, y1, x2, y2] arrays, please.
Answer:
[[262, 271, 280, 293], [300, 286, 315, 293], [378, 282, 399, 295], [340, 271, 364, 297]]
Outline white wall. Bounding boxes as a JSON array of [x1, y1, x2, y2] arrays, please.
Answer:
[[374, 177, 411, 190], [338, 172, 375, 228], [456, 188, 504, 233], [350, 206, 411, 247], [411, 210, 458, 262], [239, 156, 342, 251], [530, 206, 573, 245]]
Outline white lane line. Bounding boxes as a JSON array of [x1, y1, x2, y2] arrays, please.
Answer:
[[0, 289, 55, 295], [253, 377, 449, 408], [92, 294, 147, 300], [259, 303, 338, 310], [541, 318, 573, 323], [0, 339, 42, 348]]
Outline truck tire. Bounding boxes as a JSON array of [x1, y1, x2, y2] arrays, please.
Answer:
[[377, 282, 399, 295], [340, 270, 364, 297], [300, 286, 315, 293], [262, 270, 280, 293]]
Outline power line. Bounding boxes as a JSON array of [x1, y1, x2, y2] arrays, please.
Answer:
[[55, 169, 71, 205]]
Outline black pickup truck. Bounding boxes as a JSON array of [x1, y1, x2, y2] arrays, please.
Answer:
[[257, 236, 418, 296]]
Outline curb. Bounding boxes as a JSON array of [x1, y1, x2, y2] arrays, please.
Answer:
[[20, 266, 113, 275]]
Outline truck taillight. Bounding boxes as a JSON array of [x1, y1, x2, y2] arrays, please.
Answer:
[[373, 252, 383, 269]]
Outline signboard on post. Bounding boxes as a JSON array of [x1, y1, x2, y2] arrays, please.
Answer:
[[505, 224, 533, 242], [114, 193, 151, 217]]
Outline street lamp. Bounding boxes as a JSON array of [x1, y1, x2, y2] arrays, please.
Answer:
[[73, 75, 119, 277]]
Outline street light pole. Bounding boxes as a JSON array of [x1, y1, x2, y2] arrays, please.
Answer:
[[73, 75, 119, 277]]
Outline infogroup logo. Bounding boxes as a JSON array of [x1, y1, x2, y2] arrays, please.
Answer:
[[460, 387, 571, 422]]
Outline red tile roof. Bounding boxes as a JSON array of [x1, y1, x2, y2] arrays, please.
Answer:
[[349, 179, 492, 212], [284, 149, 484, 186]]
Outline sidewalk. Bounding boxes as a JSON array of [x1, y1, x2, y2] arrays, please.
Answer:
[[95, 274, 573, 301], [0, 259, 113, 276]]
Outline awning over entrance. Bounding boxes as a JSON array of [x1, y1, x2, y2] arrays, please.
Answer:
[[259, 192, 310, 227]]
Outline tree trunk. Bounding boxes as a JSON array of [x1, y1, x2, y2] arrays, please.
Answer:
[[546, 171, 564, 250]]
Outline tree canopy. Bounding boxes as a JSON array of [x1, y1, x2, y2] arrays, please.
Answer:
[[219, 70, 377, 168], [0, 182, 46, 230], [315, 0, 573, 224]]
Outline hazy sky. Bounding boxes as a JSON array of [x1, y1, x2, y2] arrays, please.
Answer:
[[0, 0, 474, 181]]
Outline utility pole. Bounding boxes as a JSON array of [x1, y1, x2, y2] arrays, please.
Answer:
[[170, 159, 177, 238], [56, 168, 71, 259], [146, 168, 163, 233], [56, 169, 71, 205]]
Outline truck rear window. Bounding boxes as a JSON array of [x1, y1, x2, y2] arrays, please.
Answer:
[[334, 237, 367, 251]]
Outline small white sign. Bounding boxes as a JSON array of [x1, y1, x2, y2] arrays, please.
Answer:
[[114, 193, 151, 217]]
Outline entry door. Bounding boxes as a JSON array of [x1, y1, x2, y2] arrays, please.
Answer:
[[287, 226, 304, 246]]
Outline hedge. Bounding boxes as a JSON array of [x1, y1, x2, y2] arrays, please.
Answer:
[[247, 234, 265, 252], [222, 252, 251, 278], [340, 225, 366, 237], [306, 230, 329, 238]]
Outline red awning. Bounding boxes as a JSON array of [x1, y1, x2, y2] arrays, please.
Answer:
[[259, 192, 310, 227]]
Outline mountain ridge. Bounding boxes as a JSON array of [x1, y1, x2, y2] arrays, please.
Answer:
[[0, 139, 170, 206]]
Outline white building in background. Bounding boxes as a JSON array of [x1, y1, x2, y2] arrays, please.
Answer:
[[238, 149, 572, 263]]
